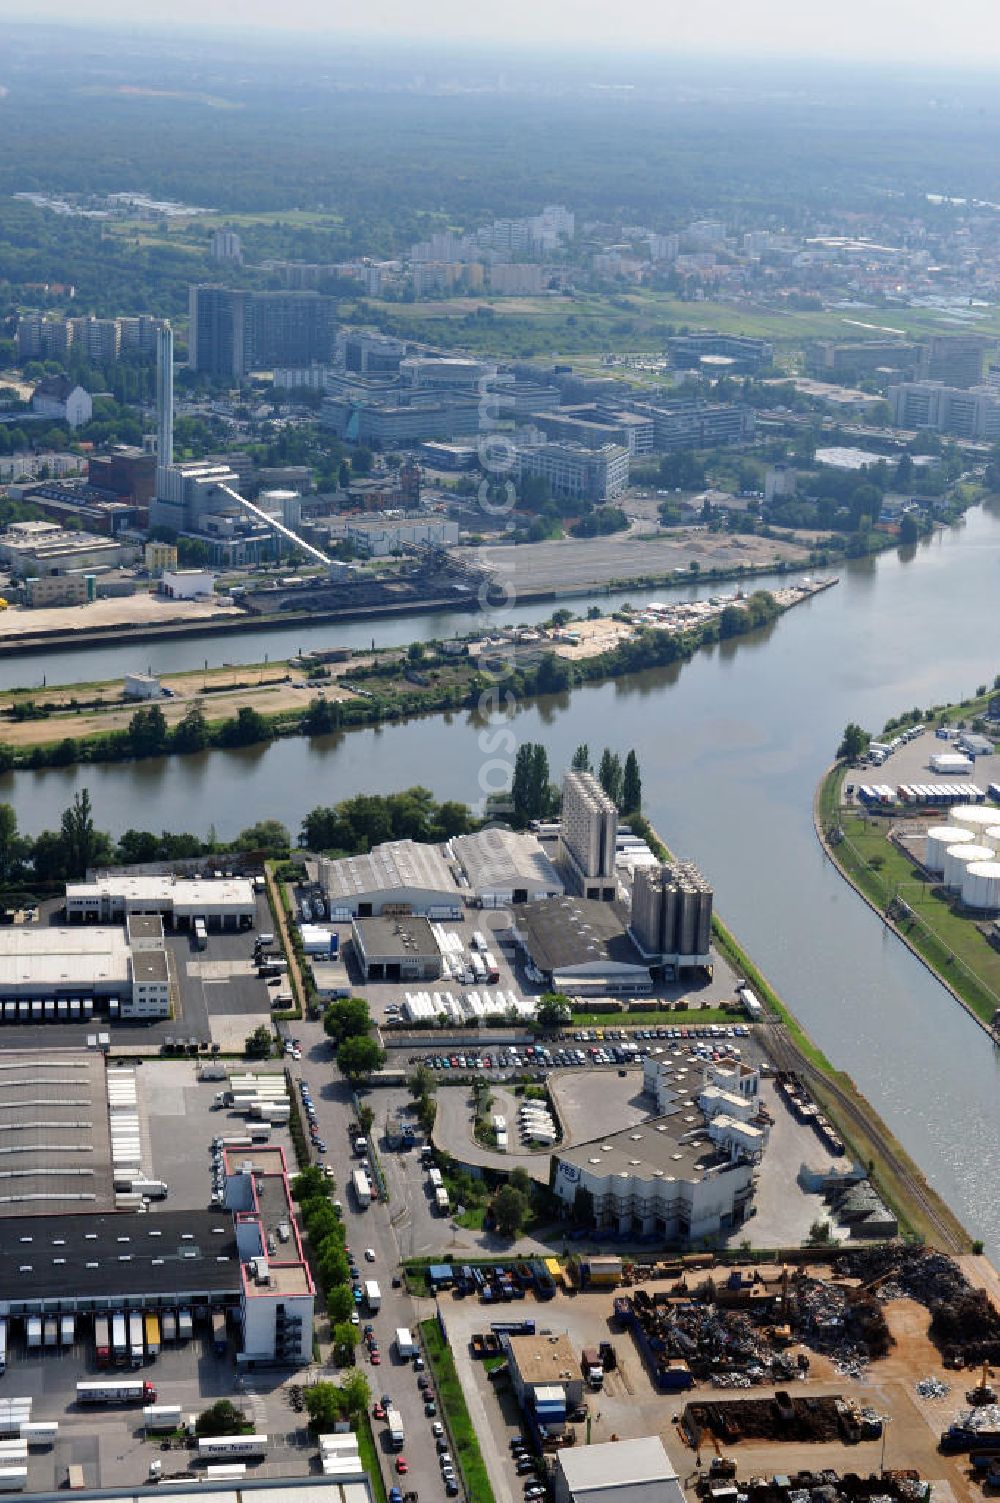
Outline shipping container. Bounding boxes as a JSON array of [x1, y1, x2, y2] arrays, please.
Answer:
[[94, 1317, 110, 1368], [144, 1316, 161, 1357]]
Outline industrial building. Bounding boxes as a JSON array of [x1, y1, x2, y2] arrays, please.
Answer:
[[510, 897, 652, 995], [319, 840, 461, 919], [223, 1145, 315, 1366], [552, 1099, 758, 1242], [554, 1436, 684, 1503], [629, 861, 714, 971], [0, 924, 171, 1019], [350, 917, 443, 982], [0, 1050, 115, 1216], [451, 827, 564, 905], [515, 442, 630, 503], [23, 1477, 373, 1503], [344, 516, 459, 558], [0, 520, 126, 577], [506, 1331, 585, 1415], [0, 1210, 239, 1316], [559, 771, 618, 900], [66, 874, 257, 930]]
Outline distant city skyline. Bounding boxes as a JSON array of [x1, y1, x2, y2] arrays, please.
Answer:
[[5, 0, 1000, 64]]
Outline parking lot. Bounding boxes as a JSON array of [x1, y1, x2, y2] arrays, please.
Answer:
[[0, 1317, 312, 1493], [841, 721, 997, 805]]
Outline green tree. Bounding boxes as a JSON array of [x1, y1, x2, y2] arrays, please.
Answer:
[[245, 1024, 274, 1059], [172, 700, 210, 753], [598, 749, 623, 808], [59, 789, 110, 878], [238, 819, 290, 853], [492, 1184, 530, 1240], [408, 1065, 437, 1100], [0, 804, 25, 884], [898, 512, 920, 545], [127, 705, 168, 758], [336, 1035, 386, 1081], [326, 1285, 355, 1325], [196, 1400, 245, 1437], [292, 1166, 328, 1202], [332, 1321, 360, 1362], [837, 722, 870, 761], [338, 461, 350, 489], [323, 996, 371, 1045], [304, 1382, 345, 1433], [571, 743, 592, 773], [621, 750, 642, 813], [219, 705, 271, 747], [340, 1370, 371, 1416], [302, 696, 340, 735], [537, 992, 572, 1027]]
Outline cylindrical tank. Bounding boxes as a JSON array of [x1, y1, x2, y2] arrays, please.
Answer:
[[661, 878, 679, 955], [962, 861, 1000, 911], [925, 825, 973, 875], [695, 890, 713, 956], [261, 488, 302, 529], [677, 885, 697, 956], [944, 843, 995, 891], [950, 805, 998, 835]]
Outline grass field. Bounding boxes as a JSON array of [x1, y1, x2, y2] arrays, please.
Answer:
[[420, 1318, 496, 1503]]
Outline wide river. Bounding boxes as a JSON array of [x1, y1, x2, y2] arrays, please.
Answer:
[[5, 508, 1000, 1252]]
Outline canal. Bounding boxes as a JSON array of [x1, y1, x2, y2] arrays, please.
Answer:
[[4, 507, 1000, 1253]]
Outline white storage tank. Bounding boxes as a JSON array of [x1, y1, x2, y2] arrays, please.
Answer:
[[950, 805, 999, 835], [925, 824, 974, 874], [962, 861, 1000, 912], [944, 843, 995, 891], [983, 826, 1000, 851]]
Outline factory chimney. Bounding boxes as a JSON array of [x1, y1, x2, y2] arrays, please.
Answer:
[[156, 323, 174, 469]]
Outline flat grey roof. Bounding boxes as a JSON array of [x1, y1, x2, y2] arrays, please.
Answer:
[[353, 916, 440, 958], [324, 840, 456, 902], [452, 828, 564, 895], [127, 915, 164, 940], [515, 897, 642, 973], [557, 1108, 729, 1184], [0, 1210, 238, 1301], [132, 950, 169, 983], [558, 1435, 679, 1499], [0, 1050, 114, 1217]]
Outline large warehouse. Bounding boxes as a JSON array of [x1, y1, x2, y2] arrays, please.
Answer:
[[350, 917, 443, 981], [451, 828, 564, 906], [554, 1437, 684, 1503], [510, 896, 652, 994], [319, 839, 461, 918], [66, 874, 257, 929], [0, 1050, 114, 1216], [0, 925, 171, 1019]]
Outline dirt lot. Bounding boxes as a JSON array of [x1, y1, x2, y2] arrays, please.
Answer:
[[468, 529, 811, 594], [0, 592, 243, 640], [443, 1281, 981, 1503]]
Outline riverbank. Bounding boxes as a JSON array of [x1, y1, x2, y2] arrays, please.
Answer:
[[815, 760, 1000, 1035], [0, 583, 827, 771], [640, 812, 970, 1252]]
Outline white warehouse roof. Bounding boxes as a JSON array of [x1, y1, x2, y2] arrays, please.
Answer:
[[556, 1435, 683, 1503], [0, 927, 129, 988], [321, 840, 457, 907], [452, 828, 564, 899]]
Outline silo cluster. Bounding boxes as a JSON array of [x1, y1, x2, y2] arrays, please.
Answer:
[[631, 861, 713, 962]]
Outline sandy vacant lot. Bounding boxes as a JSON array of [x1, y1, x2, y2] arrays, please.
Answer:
[[0, 593, 242, 639]]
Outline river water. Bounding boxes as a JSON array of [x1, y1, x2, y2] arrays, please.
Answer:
[[5, 508, 1000, 1252]]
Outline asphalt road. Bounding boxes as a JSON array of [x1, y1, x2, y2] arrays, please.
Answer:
[[285, 1014, 455, 1503]]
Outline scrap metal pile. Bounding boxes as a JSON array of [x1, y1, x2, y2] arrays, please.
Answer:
[[684, 1392, 883, 1446], [735, 1473, 925, 1503], [837, 1246, 1000, 1365]]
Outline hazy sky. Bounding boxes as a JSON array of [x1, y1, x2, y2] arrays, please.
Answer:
[[8, 0, 1000, 63]]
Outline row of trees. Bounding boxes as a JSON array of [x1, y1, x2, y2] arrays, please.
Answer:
[[301, 788, 475, 854], [571, 744, 642, 814], [322, 996, 386, 1081], [291, 1165, 366, 1367], [508, 742, 644, 825]]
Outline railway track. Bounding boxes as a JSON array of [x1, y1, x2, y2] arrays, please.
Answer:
[[763, 1021, 965, 1254]]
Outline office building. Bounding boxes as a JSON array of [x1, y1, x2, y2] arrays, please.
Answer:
[[552, 1093, 759, 1241], [921, 334, 990, 389], [630, 399, 753, 451], [516, 442, 629, 503], [211, 228, 243, 263], [559, 771, 618, 898], [629, 861, 714, 969], [343, 331, 406, 374], [223, 1144, 314, 1365], [188, 285, 336, 378], [156, 323, 174, 470], [888, 380, 1000, 440], [666, 332, 772, 372], [322, 391, 481, 446], [555, 1436, 684, 1503], [31, 377, 92, 429], [531, 405, 654, 456]]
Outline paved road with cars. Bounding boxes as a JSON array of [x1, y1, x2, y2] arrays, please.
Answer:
[[282, 1012, 456, 1503]]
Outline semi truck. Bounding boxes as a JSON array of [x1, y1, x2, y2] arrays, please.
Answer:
[[211, 1311, 227, 1356], [25, 1319, 41, 1353], [128, 1313, 144, 1367], [144, 1315, 161, 1357], [581, 1347, 604, 1389], [76, 1380, 156, 1406], [435, 1187, 450, 1215], [94, 1317, 111, 1366], [196, 1435, 268, 1461], [111, 1313, 127, 1365], [352, 1168, 371, 1209]]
